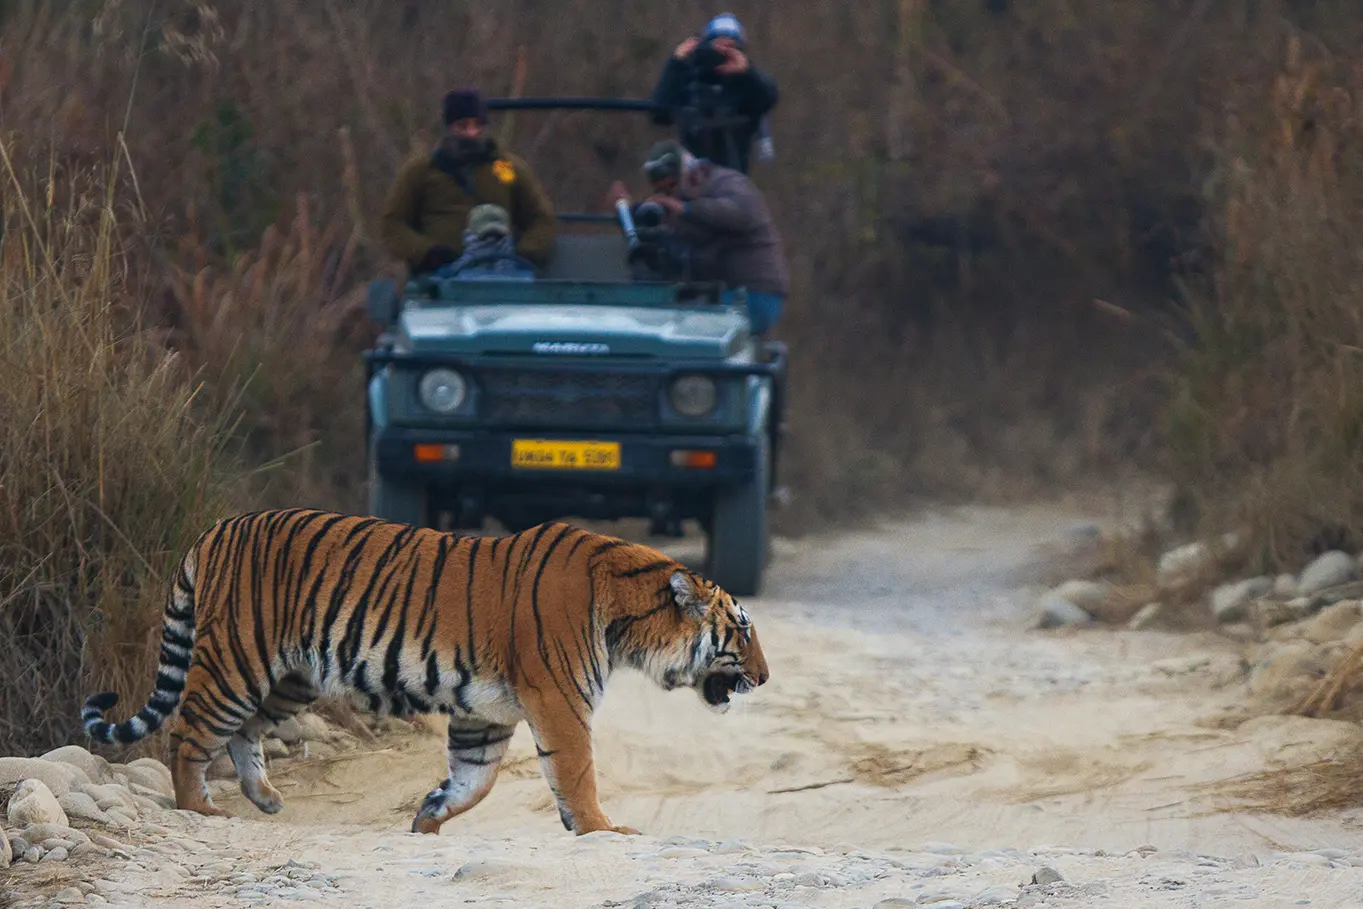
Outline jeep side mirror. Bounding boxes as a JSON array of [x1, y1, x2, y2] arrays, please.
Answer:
[[366, 279, 399, 325]]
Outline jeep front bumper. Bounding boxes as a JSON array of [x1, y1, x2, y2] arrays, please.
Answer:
[[372, 427, 760, 487]]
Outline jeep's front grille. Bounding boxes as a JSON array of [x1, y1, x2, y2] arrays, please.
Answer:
[[480, 369, 656, 427]]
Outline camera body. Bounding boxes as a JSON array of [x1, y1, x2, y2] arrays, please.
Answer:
[[632, 200, 667, 230], [690, 39, 728, 77]]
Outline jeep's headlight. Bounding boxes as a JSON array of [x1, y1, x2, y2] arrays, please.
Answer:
[[418, 368, 467, 414], [669, 374, 717, 417]]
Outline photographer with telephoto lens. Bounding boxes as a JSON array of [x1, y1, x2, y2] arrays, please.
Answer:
[[607, 139, 788, 338], [649, 13, 778, 175]]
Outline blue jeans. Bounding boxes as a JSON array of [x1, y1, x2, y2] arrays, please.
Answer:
[[722, 289, 784, 337]]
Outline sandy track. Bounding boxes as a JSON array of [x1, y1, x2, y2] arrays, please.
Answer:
[[15, 500, 1363, 907]]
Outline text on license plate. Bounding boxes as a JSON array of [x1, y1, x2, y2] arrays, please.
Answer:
[[511, 439, 621, 470]]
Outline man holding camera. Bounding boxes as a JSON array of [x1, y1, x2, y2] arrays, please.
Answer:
[[609, 139, 788, 339], [649, 13, 778, 175]]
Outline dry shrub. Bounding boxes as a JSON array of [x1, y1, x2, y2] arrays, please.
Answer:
[[160, 190, 377, 513], [0, 154, 248, 756], [1163, 33, 1363, 574], [1207, 748, 1363, 818]]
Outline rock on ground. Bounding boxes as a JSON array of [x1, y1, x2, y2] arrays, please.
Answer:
[[0, 757, 87, 798], [1049, 579, 1112, 612], [1211, 576, 1273, 623], [1036, 593, 1093, 629], [8, 778, 69, 828], [1157, 532, 1241, 586], [121, 759, 174, 799], [1299, 550, 1357, 596], [41, 746, 113, 785], [57, 790, 112, 825]]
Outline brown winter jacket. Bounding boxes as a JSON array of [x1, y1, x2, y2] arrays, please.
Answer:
[[380, 137, 557, 270], [676, 163, 789, 296]]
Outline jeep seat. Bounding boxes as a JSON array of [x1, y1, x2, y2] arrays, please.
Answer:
[[542, 233, 632, 283]]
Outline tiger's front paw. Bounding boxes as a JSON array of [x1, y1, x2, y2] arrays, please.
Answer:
[[576, 820, 642, 836]]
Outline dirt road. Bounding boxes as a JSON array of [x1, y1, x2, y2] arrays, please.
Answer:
[[15, 500, 1363, 907]]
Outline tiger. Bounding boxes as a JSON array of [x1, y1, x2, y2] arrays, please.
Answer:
[[80, 508, 769, 837]]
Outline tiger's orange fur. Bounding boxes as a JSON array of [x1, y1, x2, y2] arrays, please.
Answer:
[[81, 509, 768, 835]]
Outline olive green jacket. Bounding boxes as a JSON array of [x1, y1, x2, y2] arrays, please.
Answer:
[[379, 139, 557, 269]]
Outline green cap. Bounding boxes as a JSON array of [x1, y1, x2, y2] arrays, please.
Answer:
[[643, 139, 686, 181], [467, 203, 511, 237]]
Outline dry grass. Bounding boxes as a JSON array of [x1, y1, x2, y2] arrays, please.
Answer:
[[1160, 35, 1363, 575], [1206, 750, 1363, 818], [0, 154, 249, 756]]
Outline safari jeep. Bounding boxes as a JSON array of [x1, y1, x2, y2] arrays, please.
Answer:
[[362, 97, 786, 596]]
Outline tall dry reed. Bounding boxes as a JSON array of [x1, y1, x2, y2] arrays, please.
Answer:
[[1163, 36, 1363, 571], [0, 152, 249, 755]]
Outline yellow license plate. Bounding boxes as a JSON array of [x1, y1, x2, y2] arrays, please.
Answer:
[[511, 439, 621, 470]]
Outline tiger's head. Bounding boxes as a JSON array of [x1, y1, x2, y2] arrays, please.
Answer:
[[612, 568, 769, 714]]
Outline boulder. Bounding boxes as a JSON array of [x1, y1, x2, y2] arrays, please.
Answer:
[[40, 746, 113, 785], [0, 758, 87, 798], [1298, 551, 1357, 596], [7, 779, 69, 828]]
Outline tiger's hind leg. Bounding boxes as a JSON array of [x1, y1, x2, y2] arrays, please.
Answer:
[[227, 673, 319, 815], [169, 667, 262, 818], [411, 718, 516, 834]]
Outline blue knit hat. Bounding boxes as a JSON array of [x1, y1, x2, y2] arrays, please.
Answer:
[[702, 13, 746, 47]]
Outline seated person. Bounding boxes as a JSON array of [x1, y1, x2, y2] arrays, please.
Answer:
[[380, 87, 556, 274], [608, 139, 789, 338], [438, 204, 535, 281]]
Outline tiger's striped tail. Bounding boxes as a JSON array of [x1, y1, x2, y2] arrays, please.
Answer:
[[82, 550, 198, 745]]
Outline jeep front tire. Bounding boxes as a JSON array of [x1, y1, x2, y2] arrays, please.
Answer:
[[704, 432, 769, 597]]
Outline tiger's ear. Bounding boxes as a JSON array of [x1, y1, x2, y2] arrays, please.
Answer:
[[669, 570, 708, 620]]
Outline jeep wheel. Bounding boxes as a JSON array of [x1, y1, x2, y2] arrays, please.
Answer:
[[704, 432, 769, 597], [367, 451, 431, 528]]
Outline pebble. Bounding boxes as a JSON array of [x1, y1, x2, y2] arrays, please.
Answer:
[[974, 884, 1020, 904], [710, 876, 764, 892], [1032, 866, 1064, 885], [53, 887, 86, 903], [22, 845, 43, 863], [656, 847, 710, 859]]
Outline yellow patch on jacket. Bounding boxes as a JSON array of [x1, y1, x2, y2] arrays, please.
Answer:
[[492, 159, 516, 184]]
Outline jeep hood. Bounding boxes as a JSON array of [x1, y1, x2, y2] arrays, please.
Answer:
[[398, 303, 749, 359]]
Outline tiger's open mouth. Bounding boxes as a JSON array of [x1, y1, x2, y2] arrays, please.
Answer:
[[700, 671, 748, 708]]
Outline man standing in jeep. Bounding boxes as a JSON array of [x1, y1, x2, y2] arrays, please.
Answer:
[[649, 13, 779, 175], [380, 88, 557, 274]]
